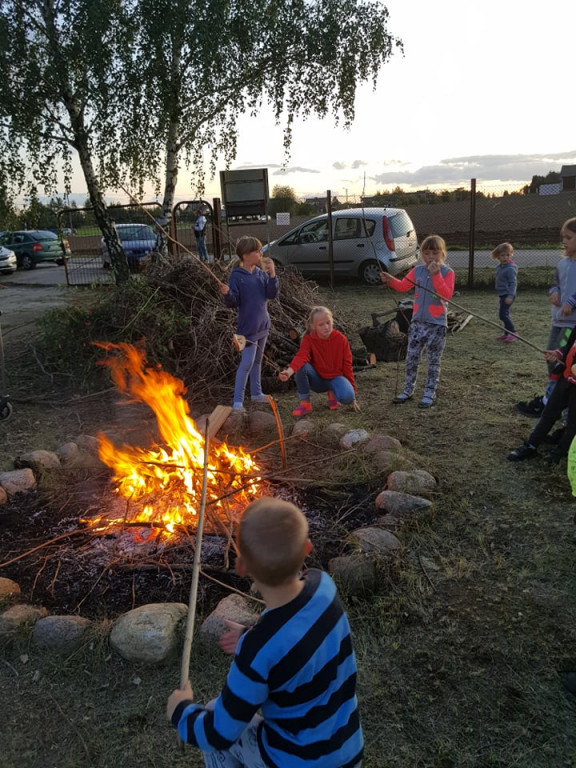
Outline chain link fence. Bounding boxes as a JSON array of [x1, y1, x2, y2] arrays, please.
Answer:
[[47, 180, 576, 288]]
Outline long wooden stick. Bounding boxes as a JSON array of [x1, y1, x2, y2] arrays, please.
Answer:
[[392, 275, 547, 355], [179, 420, 210, 690]]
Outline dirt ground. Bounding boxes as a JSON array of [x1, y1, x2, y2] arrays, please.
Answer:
[[1, 279, 576, 768]]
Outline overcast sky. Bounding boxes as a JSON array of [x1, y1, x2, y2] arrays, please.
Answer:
[[59, 0, 575, 205], [200, 0, 576, 201]]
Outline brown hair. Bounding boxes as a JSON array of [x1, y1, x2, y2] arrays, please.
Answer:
[[306, 305, 333, 334], [236, 236, 262, 262], [490, 242, 514, 261], [562, 218, 576, 235], [237, 497, 309, 586], [420, 234, 447, 263]]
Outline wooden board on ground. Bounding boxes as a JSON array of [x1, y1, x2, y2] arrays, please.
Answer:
[[206, 405, 233, 439]]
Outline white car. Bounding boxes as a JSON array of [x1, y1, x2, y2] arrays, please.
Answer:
[[0, 245, 17, 274], [263, 207, 419, 285]]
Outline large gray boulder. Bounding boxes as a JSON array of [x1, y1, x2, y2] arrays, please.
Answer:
[[200, 594, 260, 642], [0, 468, 36, 495], [33, 615, 93, 652], [110, 603, 188, 663], [386, 469, 437, 497]]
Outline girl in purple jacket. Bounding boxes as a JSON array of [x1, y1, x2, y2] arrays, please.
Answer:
[[220, 237, 279, 411]]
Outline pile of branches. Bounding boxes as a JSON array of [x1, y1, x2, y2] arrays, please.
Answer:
[[35, 257, 352, 405], [148, 258, 328, 403]]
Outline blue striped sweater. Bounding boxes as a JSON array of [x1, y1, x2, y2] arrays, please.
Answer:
[[172, 569, 363, 767]]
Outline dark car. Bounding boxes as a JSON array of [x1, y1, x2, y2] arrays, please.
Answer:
[[100, 223, 156, 269], [0, 230, 71, 270]]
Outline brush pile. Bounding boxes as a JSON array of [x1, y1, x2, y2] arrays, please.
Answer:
[[142, 257, 333, 403]]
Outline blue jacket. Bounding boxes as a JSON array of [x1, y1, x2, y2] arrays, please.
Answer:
[[223, 266, 279, 340], [495, 261, 517, 298], [550, 257, 576, 329], [172, 569, 363, 768]]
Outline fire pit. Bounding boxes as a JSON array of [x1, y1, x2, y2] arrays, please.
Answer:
[[0, 343, 380, 619]]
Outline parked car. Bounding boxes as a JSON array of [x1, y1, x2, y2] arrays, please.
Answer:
[[0, 245, 17, 274], [0, 230, 71, 270], [262, 207, 419, 285], [100, 223, 156, 269]]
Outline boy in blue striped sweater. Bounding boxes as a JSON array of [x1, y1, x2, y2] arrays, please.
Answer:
[[167, 497, 363, 768]]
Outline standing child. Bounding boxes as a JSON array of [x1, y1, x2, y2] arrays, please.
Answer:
[[517, 217, 576, 416], [167, 497, 364, 768], [508, 323, 576, 464], [380, 234, 455, 408], [220, 236, 279, 412], [278, 306, 360, 416], [491, 242, 518, 342]]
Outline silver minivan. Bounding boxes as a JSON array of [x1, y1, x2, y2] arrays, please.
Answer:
[[263, 207, 419, 285]]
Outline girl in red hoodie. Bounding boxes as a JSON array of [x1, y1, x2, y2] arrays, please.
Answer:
[[278, 306, 360, 417]]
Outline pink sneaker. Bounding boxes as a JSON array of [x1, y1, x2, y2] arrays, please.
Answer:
[[327, 390, 341, 410], [503, 334, 517, 343], [496, 334, 508, 341], [292, 401, 312, 417]]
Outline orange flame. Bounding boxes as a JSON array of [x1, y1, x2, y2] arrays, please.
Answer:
[[91, 342, 262, 535]]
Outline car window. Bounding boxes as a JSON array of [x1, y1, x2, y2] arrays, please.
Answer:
[[334, 218, 362, 240], [388, 211, 414, 237], [117, 225, 155, 240], [298, 220, 329, 243], [35, 232, 58, 241]]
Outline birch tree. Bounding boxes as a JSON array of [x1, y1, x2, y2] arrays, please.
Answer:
[[0, 0, 133, 281]]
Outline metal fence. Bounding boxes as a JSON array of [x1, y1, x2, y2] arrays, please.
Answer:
[[48, 180, 576, 288]]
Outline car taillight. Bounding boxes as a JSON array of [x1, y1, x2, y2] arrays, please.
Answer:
[[382, 217, 395, 252], [33, 243, 43, 252], [64, 239, 70, 250]]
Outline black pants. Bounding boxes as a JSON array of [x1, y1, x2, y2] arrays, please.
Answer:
[[529, 377, 576, 454]]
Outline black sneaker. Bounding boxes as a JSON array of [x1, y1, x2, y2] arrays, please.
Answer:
[[543, 448, 564, 465], [508, 442, 538, 461], [516, 395, 544, 417], [542, 427, 565, 444]]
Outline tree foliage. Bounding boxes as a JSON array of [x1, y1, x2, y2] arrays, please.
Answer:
[[0, 0, 402, 276]]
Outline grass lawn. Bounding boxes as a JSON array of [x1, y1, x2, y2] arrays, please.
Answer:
[[1, 281, 576, 767]]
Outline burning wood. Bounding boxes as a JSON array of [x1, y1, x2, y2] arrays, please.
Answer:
[[92, 342, 265, 535]]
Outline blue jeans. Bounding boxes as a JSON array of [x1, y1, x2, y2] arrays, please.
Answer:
[[498, 295, 515, 333], [233, 334, 268, 407], [195, 233, 208, 262], [294, 363, 355, 403]]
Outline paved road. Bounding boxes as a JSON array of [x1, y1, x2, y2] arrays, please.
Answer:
[[447, 249, 563, 268]]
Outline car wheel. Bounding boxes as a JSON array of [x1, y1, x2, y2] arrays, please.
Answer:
[[360, 260, 384, 286], [21, 254, 36, 270], [55, 257, 65, 266]]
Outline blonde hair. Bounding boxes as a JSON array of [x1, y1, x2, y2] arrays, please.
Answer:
[[236, 236, 262, 262], [420, 235, 447, 263], [306, 305, 333, 334], [237, 497, 309, 586], [562, 218, 576, 235], [491, 242, 514, 261]]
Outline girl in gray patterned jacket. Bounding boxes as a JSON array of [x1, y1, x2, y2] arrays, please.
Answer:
[[381, 234, 455, 408]]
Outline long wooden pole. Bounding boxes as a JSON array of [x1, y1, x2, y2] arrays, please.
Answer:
[[179, 420, 210, 690], [394, 276, 547, 356]]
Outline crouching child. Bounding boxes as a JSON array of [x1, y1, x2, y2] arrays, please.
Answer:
[[167, 497, 364, 768]]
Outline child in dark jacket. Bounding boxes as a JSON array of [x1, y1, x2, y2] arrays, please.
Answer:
[[491, 242, 518, 342], [220, 237, 279, 412], [509, 324, 576, 464], [167, 497, 363, 768]]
